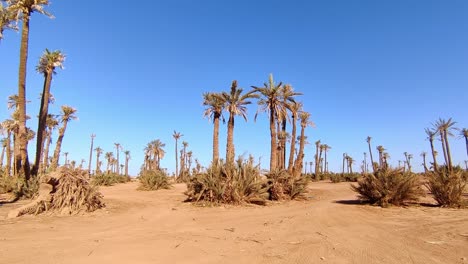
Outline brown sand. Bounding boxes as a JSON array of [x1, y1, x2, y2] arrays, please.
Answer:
[[0, 181, 467, 264]]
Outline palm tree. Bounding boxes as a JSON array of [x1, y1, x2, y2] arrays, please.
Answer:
[[251, 74, 283, 171], [278, 84, 302, 169], [314, 140, 321, 175], [293, 111, 313, 177], [51, 105, 77, 169], [40, 114, 57, 172], [105, 152, 113, 174], [322, 144, 331, 174], [88, 134, 95, 174], [172, 131, 182, 179], [421, 151, 428, 173], [114, 143, 121, 173], [219, 80, 257, 166], [63, 151, 68, 166], [1, 119, 14, 176], [124, 150, 130, 176], [32, 49, 65, 176], [425, 128, 438, 171], [7, 0, 53, 179], [376, 145, 385, 169], [363, 152, 367, 173], [366, 136, 375, 172], [460, 128, 468, 158], [203, 92, 225, 164], [95, 147, 103, 174], [342, 153, 347, 174], [181, 141, 188, 173], [434, 118, 457, 169], [287, 102, 302, 174]]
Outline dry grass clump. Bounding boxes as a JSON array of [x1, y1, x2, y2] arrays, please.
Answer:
[[1, 173, 39, 199], [16, 168, 104, 216], [425, 167, 467, 208], [330, 173, 360, 183], [138, 170, 172, 191], [185, 161, 269, 205], [92, 173, 130, 186], [351, 168, 424, 207], [266, 170, 309, 201]]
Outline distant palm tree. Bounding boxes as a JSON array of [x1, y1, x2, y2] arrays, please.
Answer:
[[181, 141, 188, 173], [51, 105, 77, 169], [41, 114, 58, 172], [0, 138, 6, 168], [95, 147, 103, 173], [7, 0, 53, 179], [124, 150, 130, 176], [172, 131, 182, 178], [314, 140, 321, 175], [114, 143, 121, 173], [1, 119, 14, 176], [105, 152, 113, 174], [425, 128, 438, 171], [219, 80, 257, 166], [421, 151, 428, 173], [32, 49, 65, 176], [342, 153, 347, 174], [63, 152, 69, 166], [322, 144, 331, 173], [294, 111, 313, 177], [251, 74, 283, 171], [287, 102, 302, 174], [366, 136, 375, 172], [88, 134, 95, 174], [460, 128, 468, 158], [203, 92, 225, 164], [376, 145, 385, 169], [434, 118, 457, 169]]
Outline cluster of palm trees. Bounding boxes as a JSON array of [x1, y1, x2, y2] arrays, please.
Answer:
[[0, 0, 75, 181], [93, 142, 131, 176], [202, 74, 313, 176]]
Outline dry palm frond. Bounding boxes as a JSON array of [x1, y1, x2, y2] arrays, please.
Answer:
[[138, 170, 172, 191], [425, 167, 467, 208]]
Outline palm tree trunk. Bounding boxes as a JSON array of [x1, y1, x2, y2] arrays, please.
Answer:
[[41, 130, 52, 173], [465, 135, 468, 158], [443, 130, 453, 170], [429, 138, 438, 172], [281, 120, 287, 170], [96, 153, 100, 173], [88, 136, 94, 174], [51, 122, 68, 169], [422, 154, 428, 173], [17, 11, 31, 180], [324, 151, 328, 174], [125, 157, 129, 176], [0, 145, 5, 169], [287, 114, 297, 174], [342, 154, 346, 175], [175, 139, 179, 179], [213, 114, 220, 164], [439, 133, 448, 166], [293, 125, 306, 177], [226, 113, 235, 166], [269, 109, 277, 171], [32, 71, 53, 176], [6, 132, 11, 177], [367, 141, 375, 172]]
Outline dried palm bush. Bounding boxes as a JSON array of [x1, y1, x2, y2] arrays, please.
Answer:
[[330, 173, 360, 183], [138, 170, 172, 191], [92, 172, 130, 186], [425, 167, 467, 208], [15, 168, 105, 216], [351, 168, 424, 207], [0, 173, 39, 199], [266, 170, 309, 201], [185, 160, 269, 205]]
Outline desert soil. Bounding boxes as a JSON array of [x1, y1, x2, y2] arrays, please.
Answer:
[[0, 181, 467, 264]]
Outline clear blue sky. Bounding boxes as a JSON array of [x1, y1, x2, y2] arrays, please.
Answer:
[[1, 0, 467, 175]]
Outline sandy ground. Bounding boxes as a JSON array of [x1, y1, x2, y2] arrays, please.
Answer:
[[0, 181, 467, 264]]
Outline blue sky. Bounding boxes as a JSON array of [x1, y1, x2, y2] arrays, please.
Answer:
[[1, 0, 467, 175]]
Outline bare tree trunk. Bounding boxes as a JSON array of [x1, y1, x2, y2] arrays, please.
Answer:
[[287, 113, 297, 174], [226, 113, 235, 166], [269, 109, 277, 171]]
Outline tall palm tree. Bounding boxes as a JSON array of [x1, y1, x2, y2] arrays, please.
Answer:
[[94, 147, 103, 174], [460, 128, 468, 158], [32, 49, 65, 176], [434, 118, 457, 169], [366, 136, 375, 172], [293, 111, 313, 177], [425, 128, 438, 171], [51, 105, 77, 169], [421, 151, 428, 173], [40, 114, 57, 172], [1, 119, 14, 176], [63, 151, 68, 166], [114, 142, 121, 173], [251, 74, 283, 171], [7, 0, 53, 179], [124, 150, 130, 176], [314, 140, 321, 175], [0, 138, 6, 168], [363, 152, 367, 173], [278, 84, 302, 169], [104, 152, 113, 174], [203, 92, 225, 164], [172, 131, 182, 178], [322, 144, 331, 174], [181, 141, 188, 173], [376, 145, 385, 169], [287, 102, 302, 174], [342, 153, 347, 174], [219, 80, 257, 166], [88, 134, 95, 174]]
